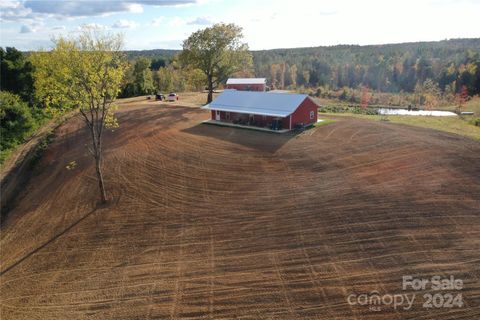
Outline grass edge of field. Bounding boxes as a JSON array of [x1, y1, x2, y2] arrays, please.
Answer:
[[314, 119, 335, 127], [320, 112, 480, 141]]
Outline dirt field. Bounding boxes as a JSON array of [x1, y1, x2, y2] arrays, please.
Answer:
[[1, 99, 480, 319]]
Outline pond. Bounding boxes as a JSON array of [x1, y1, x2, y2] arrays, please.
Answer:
[[377, 108, 457, 117]]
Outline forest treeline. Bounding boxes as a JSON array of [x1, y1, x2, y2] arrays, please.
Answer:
[[253, 39, 480, 94], [123, 38, 480, 99]]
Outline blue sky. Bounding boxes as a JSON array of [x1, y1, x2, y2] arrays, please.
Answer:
[[1, 0, 480, 51]]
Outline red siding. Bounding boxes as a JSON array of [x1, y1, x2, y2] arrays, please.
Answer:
[[226, 83, 266, 91], [208, 97, 318, 131], [291, 97, 318, 128]]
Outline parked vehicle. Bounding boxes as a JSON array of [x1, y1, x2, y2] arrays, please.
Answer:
[[155, 93, 165, 101], [166, 93, 179, 102]]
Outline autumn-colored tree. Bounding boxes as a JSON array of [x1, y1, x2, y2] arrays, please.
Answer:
[[279, 62, 286, 89], [31, 29, 127, 203], [179, 23, 253, 103], [289, 64, 297, 88], [422, 79, 441, 110], [360, 86, 371, 109], [269, 64, 279, 89], [455, 85, 469, 112], [302, 70, 310, 86]]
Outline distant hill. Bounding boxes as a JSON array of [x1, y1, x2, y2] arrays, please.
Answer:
[[126, 38, 480, 94], [126, 38, 480, 58], [124, 48, 179, 60]]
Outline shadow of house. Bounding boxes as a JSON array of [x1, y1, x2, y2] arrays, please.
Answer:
[[181, 122, 296, 154]]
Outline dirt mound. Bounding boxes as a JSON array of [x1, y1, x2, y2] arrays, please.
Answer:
[[1, 101, 479, 319]]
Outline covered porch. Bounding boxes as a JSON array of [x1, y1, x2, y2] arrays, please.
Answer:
[[202, 119, 290, 133], [209, 110, 291, 131]]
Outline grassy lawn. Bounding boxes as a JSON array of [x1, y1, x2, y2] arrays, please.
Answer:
[[463, 96, 480, 114], [432, 96, 480, 113], [314, 119, 335, 127], [324, 112, 480, 141], [318, 95, 480, 141]]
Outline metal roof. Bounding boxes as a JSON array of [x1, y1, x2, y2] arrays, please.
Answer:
[[202, 90, 309, 117], [226, 78, 266, 85]]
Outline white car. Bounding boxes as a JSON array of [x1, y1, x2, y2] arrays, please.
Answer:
[[166, 93, 178, 102]]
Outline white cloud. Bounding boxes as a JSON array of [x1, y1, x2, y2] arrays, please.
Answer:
[[20, 1, 197, 18], [78, 23, 108, 31], [0, 0, 33, 22], [318, 11, 337, 16], [20, 24, 35, 33], [1, 1, 198, 22], [151, 16, 166, 27], [168, 17, 185, 27], [136, 0, 198, 6], [0, 0, 21, 9], [187, 16, 213, 25], [18, 19, 44, 34], [127, 3, 144, 13], [112, 19, 138, 29], [151, 16, 186, 27]]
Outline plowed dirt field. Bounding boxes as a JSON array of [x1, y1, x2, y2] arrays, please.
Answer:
[[1, 100, 479, 319]]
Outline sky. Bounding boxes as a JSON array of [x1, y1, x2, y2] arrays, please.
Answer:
[[1, 0, 480, 51]]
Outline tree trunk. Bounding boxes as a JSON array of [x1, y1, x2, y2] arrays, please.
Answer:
[[207, 75, 213, 103], [95, 155, 107, 204]]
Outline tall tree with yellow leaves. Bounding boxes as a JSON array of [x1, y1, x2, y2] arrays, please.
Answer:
[[31, 29, 127, 203]]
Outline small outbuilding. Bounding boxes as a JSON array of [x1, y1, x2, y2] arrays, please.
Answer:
[[202, 90, 318, 132], [226, 78, 267, 92]]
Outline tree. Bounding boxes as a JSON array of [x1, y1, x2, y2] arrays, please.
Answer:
[[133, 57, 155, 95], [269, 63, 279, 89], [279, 62, 286, 89], [185, 68, 207, 91], [31, 29, 127, 203], [154, 67, 174, 93], [455, 85, 469, 112], [422, 79, 441, 110], [302, 70, 310, 86], [288, 64, 297, 88], [150, 57, 167, 70], [0, 92, 35, 157], [179, 23, 253, 103], [0, 47, 35, 104], [360, 86, 371, 109]]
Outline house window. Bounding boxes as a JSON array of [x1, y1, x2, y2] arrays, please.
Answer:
[[310, 110, 315, 119], [226, 112, 230, 120]]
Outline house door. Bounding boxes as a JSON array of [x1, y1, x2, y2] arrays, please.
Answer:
[[215, 110, 221, 121]]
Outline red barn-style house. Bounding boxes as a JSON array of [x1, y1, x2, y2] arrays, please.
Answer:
[[225, 78, 267, 91], [202, 90, 318, 132]]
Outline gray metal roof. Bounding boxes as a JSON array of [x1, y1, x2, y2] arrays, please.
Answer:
[[202, 90, 309, 117], [226, 78, 266, 85]]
